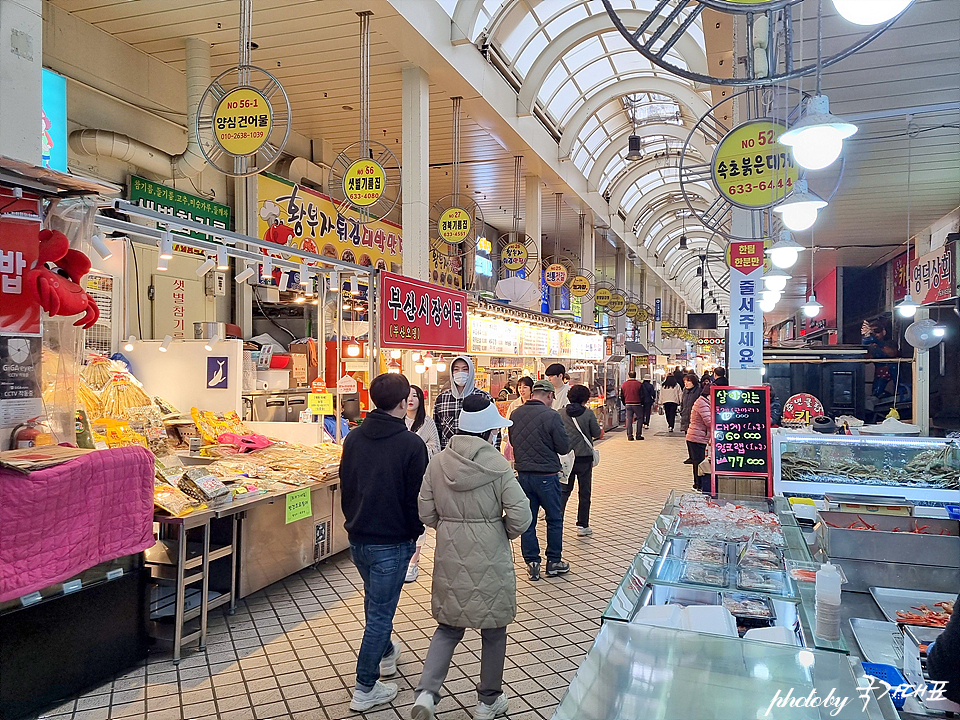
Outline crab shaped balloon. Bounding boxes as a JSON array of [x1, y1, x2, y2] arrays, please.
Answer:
[[26, 229, 100, 329]]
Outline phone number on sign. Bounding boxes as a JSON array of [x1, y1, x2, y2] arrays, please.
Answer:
[[728, 179, 792, 195], [348, 192, 383, 200], [217, 131, 265, 141]]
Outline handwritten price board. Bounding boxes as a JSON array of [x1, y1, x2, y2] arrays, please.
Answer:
[[711, 386, 771, 486]]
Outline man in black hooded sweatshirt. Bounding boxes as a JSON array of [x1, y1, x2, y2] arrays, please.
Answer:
[[340, 372, 428, 712]]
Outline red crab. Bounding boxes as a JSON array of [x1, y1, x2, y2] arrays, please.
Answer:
[[25, 229, 100, 329]]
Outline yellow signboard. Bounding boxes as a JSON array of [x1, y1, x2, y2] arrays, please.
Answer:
[[213, 87, 272, 156], [625, 302, 639, 319], [594, 287, 612, 307], [637, 307, 649, 323], [712, 119, 798, 210], [438, 207, 471, 244], [257, 173, 402, 269], [343, 158, 386, 207], [501, 242, 528, 271], [308, 393, 334, 415], [569, 275, 591, 298], [608, 293, 626, 313], [544, 263, 568, 288]]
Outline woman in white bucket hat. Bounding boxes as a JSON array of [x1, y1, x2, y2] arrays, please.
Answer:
[[410, 394, 532, 720]]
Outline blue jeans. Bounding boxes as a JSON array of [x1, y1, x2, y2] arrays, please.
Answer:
[[517, 472, 563, 564], [350, 541, 416, 690]]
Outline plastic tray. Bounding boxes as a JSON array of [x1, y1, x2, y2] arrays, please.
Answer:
[[861, 662, 909, 710]]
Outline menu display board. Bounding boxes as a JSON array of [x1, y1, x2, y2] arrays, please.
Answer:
[[711, 386, 771, 482], [520, 326, 549, 356], [468, 316, 521, 355]]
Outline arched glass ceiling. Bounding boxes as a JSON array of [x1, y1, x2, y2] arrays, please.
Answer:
[[450, 0, 718, 305]]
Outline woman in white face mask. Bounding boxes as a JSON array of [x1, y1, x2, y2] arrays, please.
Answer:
[[412, 394, 531, 720]]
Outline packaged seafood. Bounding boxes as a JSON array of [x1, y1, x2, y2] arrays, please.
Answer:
[[737, 542, 783, 571], [737, 568, 788, 595], [680, 562, 729, 588], [721, 591, 776, 619], [682, 539, 729, 565]]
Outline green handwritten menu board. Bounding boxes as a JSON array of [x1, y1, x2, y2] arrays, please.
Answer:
[[285, 488, 312, 524], [711, 386, 771, 478]]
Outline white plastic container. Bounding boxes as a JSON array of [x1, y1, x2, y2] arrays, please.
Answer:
[[744, 626, 798, 646], [815, 562, 842, 640], [630, 604, 683, 629]]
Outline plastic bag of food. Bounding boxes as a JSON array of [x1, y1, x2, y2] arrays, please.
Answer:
[[154, 484, 198, 517]]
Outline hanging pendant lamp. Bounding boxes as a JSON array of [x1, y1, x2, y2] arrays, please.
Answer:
[[773, 179, 827, 232], [765, 230, 804, 270]]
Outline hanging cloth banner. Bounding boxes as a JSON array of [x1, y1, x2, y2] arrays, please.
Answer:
[[728, 240, 764, 369]]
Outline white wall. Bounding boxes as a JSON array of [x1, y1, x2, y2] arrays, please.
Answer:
[[127, 339, 243, 414]]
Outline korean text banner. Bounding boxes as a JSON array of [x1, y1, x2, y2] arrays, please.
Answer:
[[728, 239, 763, 369], [0, 190, 42, 336], [911, 240, 956, 305], [258, 174, 402, 269], [380, 272, 467, 351]]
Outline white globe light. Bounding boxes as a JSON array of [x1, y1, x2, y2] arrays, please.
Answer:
[[789, 127, 845, 170], [414, 363, 426, 374], [897, 294, 918, 318], [832, 0, 912, 25], [759, 298, 777, 313], [762, 289, 782, 304], [769, 246, 800, 269], [778, 203, 820, 232], [763, 275, 788, 293], [802, 295, 823, 318]]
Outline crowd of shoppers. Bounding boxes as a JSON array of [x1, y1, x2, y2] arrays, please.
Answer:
[[341, 359, 595, 719]]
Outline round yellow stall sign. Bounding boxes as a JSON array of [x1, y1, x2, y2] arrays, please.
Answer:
[[637, 307, 649, 322], [607, 293, 626, 313], [501, 242, 528, 271], [343, 159, 386, 207], [438, 207, 471, 244], [544, 263, 568, 288], [712, 119, 798, 210], [625, 302, 639, 319], [213, 87, 272, 156], [570, 275, 591, 297], [594, 287, 612, 307]]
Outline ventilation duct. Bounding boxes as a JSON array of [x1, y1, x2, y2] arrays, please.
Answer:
[[69, 38, 210, 180]]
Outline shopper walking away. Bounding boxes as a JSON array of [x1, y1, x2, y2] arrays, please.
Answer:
[[545, 363, 569, 410], [679, 374, 700, 463], [510, 379, 571, 580], [712, 367, 728, 387], [620, 371, 645, 441], [686, 383, 713, 494], [658, 374, 683, 432], [433, 355, 494, 449], [561, 384, 602, 537], [503, 376, 533, 464], [405, 385, 441, 583], [410, 395, 532, 720], [640, 378, 657, 428], [340, 373, 429, 711]]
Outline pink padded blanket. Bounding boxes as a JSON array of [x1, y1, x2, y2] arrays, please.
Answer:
[[0, 446, 155, 602]]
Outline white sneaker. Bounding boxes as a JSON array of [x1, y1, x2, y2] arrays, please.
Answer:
[[410, 691, 436, 720], [405, 563, 420, 583], [380, 639, 403, 677], [350, 680, 398, 712], [577, 526, 593, 537], [474, 692, 509, 720]]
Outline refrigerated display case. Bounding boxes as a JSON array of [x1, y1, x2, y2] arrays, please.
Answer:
[[773, 431, 960, 506]]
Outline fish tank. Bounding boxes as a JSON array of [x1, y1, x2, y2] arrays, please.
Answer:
[[772, 431, 960, 506]]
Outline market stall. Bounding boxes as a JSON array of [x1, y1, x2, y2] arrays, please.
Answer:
[[555, 489, 960, 719]]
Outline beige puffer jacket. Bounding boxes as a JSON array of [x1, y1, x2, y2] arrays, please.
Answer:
[[419, 435, 532, 629]]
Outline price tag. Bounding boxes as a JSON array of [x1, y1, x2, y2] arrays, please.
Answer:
[[285, 488, 312, 524], [308, 393, 334, 415], [106, 568, 124, 581], [311, 378, 327, 393], [21, 591, 42, 607], [337, 375, 358, 394], [63, 579, 82, 594]]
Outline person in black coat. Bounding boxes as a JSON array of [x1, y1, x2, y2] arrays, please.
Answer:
[[640, 379, 656, 428], [927, 595, 959, 704], [340, 373, 429, 712]]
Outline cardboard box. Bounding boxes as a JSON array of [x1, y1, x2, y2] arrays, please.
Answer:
[[289, 342, 318, 386]]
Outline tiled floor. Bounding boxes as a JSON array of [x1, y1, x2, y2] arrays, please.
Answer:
[[38, 415, 692, 720]]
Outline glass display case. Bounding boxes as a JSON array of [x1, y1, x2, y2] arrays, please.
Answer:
[[773, 431, 960, 506]]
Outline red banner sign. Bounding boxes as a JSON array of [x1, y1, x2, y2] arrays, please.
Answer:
[[0, 190, 42, 336], [379, 271, 468, 351], [892, 251, 909, 302], [910, 240, 956, 305], [727, 239, 765, 273], [781, 393, 824, 426]]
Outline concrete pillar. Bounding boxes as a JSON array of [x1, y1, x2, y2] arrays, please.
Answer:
[[401, 65, 430, 282], [1, 0, 42, 163], [581, 215, 594, 324], [524, 173, 542, 309]]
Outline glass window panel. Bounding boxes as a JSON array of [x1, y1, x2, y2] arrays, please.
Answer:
[[501, 11, 539, 58], [583, 123, 610, 155], [540, 63, 568, 105], [544, 2, 588, 38], [515, 31, 549, 75], [582, 114, 600, 137], [572, 57, 613, 91], [564, 36, 604, 71], [573, 147, 590, 170], [611, 52, 652, 74], [621, 186, 643, 212], [549, 80, 583, 121]]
